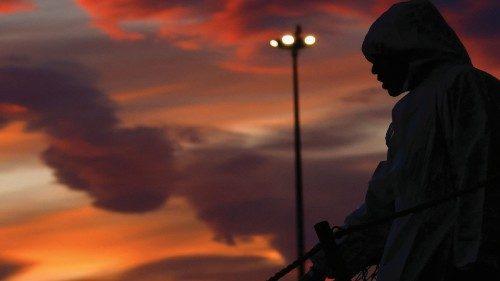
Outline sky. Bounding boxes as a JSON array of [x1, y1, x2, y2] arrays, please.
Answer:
[[0, 0, 498, 280]]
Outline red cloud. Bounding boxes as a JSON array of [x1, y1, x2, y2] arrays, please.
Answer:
[[0, 0, 34, 14], [75, 0, 281, 58], [75, 0, 498, 75], [74, 0, 367, 74]]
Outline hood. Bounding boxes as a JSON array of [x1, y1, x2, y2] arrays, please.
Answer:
[[362, 0, 472, 91]]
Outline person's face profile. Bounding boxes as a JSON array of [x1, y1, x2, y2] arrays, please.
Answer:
[[371, 57, 409, 97]]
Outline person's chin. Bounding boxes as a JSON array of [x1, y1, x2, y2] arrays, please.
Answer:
[[380, 82, 403, 97], [387, 89, 402, 96], [385, 86, 404, 97]]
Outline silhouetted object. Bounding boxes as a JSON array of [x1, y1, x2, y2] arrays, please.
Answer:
[[266, 177, 498, 281], [270, 25, 316, 279], [307, 0, 500, 280], [312, 222, 350, 281]]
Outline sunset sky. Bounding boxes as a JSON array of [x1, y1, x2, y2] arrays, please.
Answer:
[[0, 0, 498, 280]]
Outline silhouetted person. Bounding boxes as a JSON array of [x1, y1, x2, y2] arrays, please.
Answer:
[[309, 1, 499, 280]]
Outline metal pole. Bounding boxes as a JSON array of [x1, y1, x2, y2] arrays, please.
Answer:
[[292, 24, 305, 279]]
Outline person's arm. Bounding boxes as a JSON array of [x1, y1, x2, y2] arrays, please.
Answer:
[[311, 142, 397, 278], [336, 159, 396, 276]]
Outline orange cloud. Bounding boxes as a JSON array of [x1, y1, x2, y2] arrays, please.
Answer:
[[0, 197, 282, 280], [0, 0, 34, 14], [0, 103, 28, 115], [0, 122, 45, 163], [110, 83, 185, 103]]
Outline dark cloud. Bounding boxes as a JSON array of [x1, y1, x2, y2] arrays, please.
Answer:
[[459, 6, 499, 39], [158, 88, 392, 263], [176, 142, 384, 260], [119, 255, 285, 281], [0, 259, 29, 280], [0, 62, 178, 212]]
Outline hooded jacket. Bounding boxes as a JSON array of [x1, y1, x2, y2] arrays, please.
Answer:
[[337, 1, 500, 280]]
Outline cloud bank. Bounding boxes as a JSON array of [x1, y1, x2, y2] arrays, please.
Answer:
[[0, 62, 178, 212], [0, 61, 385, 263]]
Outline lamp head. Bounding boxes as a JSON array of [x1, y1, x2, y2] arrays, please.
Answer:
[[304, 35, 316, 46], [281, 34, 295, 46]]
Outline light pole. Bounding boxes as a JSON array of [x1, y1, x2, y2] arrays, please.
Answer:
[[270, 25, 316, 279]]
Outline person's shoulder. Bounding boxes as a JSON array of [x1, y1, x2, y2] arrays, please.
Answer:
[[441, 64, 477, 83], [440, 64, 499, 93], [449, 65, 498, 84], [440, 64, 500, 113]]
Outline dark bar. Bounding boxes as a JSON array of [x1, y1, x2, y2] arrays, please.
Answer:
[[314, 221, 350, 281]]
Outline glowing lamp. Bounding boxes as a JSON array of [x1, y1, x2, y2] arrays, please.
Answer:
[[281, 34, 295, 45], [304, 35, 316, 46]]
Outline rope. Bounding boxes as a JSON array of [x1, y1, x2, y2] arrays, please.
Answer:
[[353, 265, 378, 281], [266, 176, 497, 281]]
